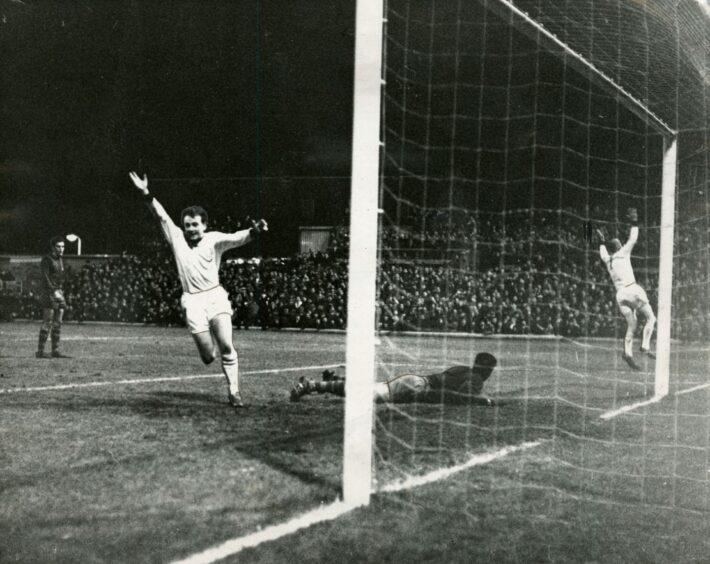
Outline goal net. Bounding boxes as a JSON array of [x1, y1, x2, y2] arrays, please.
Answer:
[[344, 0, 710, 552]]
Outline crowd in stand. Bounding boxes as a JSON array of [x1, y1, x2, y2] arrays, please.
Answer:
[[17, 251, 349, 332], [9, 209, 709, 341]]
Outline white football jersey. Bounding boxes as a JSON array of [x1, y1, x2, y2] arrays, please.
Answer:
[[600, 226, 638, 291], [152, 200, 252, 293]]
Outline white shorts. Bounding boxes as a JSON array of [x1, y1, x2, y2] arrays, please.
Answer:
[[615, 284, 649, 310], [180, 286, 233, 334]]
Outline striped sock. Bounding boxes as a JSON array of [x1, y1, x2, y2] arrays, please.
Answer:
[[221, 352, 240, 395], [51, 326, 61, 351], [38, 328, 49, 353]]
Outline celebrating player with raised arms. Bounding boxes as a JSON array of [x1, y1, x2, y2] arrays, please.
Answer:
[[597, 207, 656, 370], [290, 352, 500, 406], [128, 171, 268, 408]]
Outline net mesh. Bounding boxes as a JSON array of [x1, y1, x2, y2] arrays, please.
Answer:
[[372, 0, 710, 542], [503, 0, 709, 132]]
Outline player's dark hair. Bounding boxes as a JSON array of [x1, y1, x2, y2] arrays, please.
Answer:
[[472, 352, 497, 381], [50, 236, 65, 248], [181, 206, 208, 226], [609, 238, 622, 253]]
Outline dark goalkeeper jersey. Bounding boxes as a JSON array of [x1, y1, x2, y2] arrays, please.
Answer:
[[40, 254, 64, 295], [425, 365, 484, 396]]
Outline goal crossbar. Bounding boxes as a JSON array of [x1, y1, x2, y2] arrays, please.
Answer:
[[481, 0, 677, 139]]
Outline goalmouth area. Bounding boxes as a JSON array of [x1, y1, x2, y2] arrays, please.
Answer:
[[1, 323, 708, 562]]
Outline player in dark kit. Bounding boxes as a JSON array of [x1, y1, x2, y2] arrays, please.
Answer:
[[290, 352, 500, 406], [36, 237, 70, 358]]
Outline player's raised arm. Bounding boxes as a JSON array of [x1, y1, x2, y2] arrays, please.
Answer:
[[596, 228, 610, 261], [128, 171, 181, 242], [621, 207, 639, 252], [128, 171, 149, 197], [214, 218, 269, 251]]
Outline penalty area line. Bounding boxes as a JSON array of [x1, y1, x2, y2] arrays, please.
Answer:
[[378, 440, 545, 494], [0, 364, 343, 395]]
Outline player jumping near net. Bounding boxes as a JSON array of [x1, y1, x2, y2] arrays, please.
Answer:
[[597, 207, 656, 370], [128, 171, 268, 409], [290, 352, 500, 406]]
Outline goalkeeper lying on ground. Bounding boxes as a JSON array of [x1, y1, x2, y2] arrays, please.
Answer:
[[290, 352, 500, 406]]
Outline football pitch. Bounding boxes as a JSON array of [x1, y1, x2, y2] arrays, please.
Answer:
[[1, 322, 708, 563]]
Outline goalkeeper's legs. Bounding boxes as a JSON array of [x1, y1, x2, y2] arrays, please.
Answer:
[[36, 308, 53, 357], [50, 307, 66, 357], [291, 370, 348, 401], [638, 303, 656, 355]]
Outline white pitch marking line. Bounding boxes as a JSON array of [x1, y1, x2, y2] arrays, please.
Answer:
[[171, 501, 354, 564], [674, 382, 710, 397], [378, 440, 545, 493], [0, 336, 164, 342], [600, 382, 710, 420], [0, 364, 343, 395], [599, 397, 663, 420], [173, 440, 546, 564]]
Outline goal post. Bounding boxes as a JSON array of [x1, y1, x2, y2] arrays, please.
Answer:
[[342, 0, 385, 507], [478, 0, 680, 402], [654, 135, 678, 399], [341, 0, 701, 519]]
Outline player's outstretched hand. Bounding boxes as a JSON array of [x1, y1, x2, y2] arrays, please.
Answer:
[[250, 219, 268, 235], [627, 207, 638, 223], [128, 171, 149, 195], [595, 228, 606, 243]]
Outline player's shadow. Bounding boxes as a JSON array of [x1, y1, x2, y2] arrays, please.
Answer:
[[11, 384, 652, 498], [33, 390, 345, 495]]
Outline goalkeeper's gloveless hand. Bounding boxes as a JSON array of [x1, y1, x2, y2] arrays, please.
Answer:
[[595, 228, 606, 244]]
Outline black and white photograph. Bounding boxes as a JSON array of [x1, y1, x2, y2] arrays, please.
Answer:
[[1, 1, 709, 562]]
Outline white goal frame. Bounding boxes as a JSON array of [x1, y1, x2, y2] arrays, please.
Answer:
[[342, 0, 385, 507], [342, 0, 679, 507], [481, 0, 679, 403]]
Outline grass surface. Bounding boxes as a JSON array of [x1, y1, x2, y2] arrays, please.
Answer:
[[1, 322, 708, 563]]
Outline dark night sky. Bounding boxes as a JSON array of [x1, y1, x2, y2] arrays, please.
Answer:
[[2, 1, 698, 255], [0, 1, 356, 253]]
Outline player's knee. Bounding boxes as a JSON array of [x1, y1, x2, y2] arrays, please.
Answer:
[[200, 351, 216, 365], [219, 343, 236, 358], [221, 348, 237, 364]]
